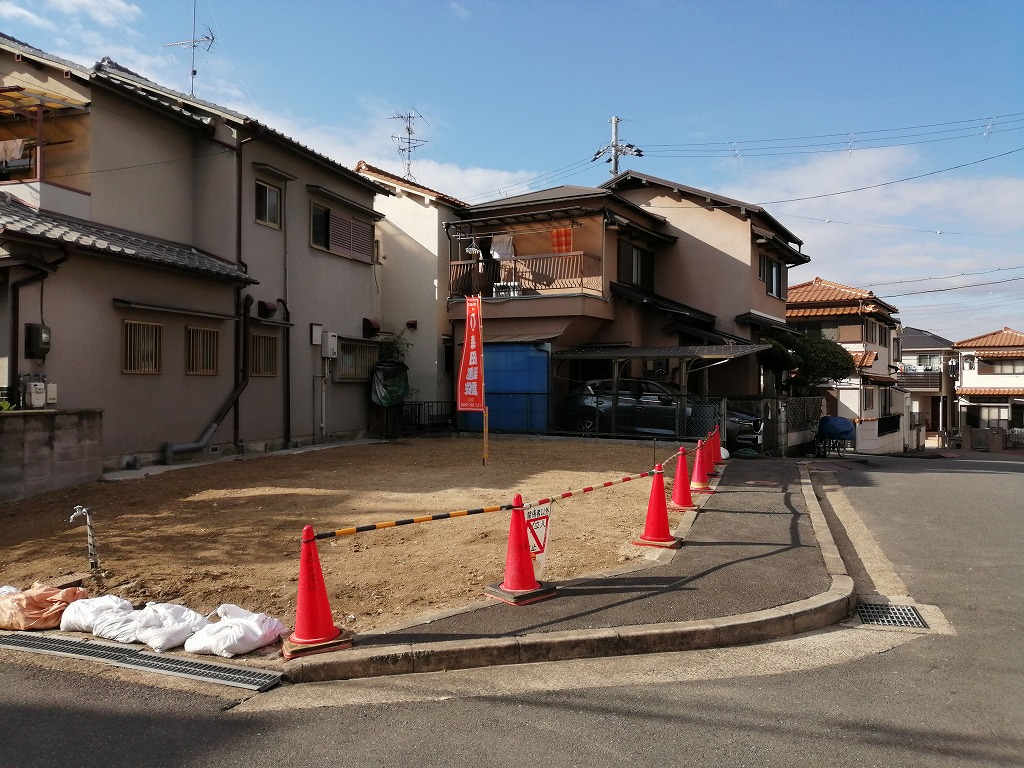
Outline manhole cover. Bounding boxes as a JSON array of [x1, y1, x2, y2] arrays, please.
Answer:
[[0, 632, 281, 691], [856, 603, 927, 628]]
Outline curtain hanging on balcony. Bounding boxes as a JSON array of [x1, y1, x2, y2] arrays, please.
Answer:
[[491, 234, 515, 260], [551, 227, 573, 253]]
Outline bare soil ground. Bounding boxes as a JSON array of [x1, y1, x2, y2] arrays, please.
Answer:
[[1, 436, 688, 637]]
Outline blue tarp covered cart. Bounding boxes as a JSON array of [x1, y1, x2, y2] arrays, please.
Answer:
[[815, 416, 856, 457]]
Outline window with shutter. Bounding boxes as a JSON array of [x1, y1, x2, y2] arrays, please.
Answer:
[[310, 202, 374, 263]]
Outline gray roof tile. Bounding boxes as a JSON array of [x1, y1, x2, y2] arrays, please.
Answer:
[[0, 194, 256, 284]]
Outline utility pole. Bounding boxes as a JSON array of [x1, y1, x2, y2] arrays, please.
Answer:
[[591, 116, 644, 175], [390, 110, 428, 181]]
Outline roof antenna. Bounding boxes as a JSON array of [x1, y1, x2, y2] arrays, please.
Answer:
[[390, 110, 428, 181], [591, 115, 643, 175], [163, 0, 215, 96]]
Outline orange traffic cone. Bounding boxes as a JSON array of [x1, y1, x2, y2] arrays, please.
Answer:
[[667, 447, 697, 511], [690, 439, 713, 494], [704, 434, 720, 477], [485, 495, 556, 605], [634, 464, 681, 548], [712, 425, 726, 464], [281, 525, 353, 659]]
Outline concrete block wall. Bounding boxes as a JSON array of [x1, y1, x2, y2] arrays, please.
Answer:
[[0, 410, 103, 503]]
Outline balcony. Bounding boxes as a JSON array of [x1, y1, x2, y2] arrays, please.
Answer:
[[449, 251, 603, 298], [896, 370, 943, 391]]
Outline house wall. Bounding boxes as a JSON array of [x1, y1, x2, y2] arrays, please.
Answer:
[[13, 254, 239, 461], [87, 90, 197, 243], [370, 190, 458, 402], [611, 189, 783, 341]]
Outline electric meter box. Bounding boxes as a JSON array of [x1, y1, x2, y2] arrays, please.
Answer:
[[25, 323, 51, 359], [321, 331, 338, 359]]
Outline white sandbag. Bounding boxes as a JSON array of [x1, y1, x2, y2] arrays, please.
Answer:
[[0, 586, 19, 597], [60, 594, 135, 633], [135, 602, 208, 653], [92, 609, 144, 644], [183, 603, 286, 658]]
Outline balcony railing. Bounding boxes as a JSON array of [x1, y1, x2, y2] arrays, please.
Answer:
[[449, 251, 603, 298], [896, 371, 943, 390]]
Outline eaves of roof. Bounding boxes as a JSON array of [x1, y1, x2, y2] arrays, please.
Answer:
[[610, 281, 715, 324], [0, 195, 256, 285], [0, 32, 90, 77], [603, 170, 805, 247], [464, 185, 667, 227], [787, 306, 863, 318], [355, 161, 467, 208], [957, 387, 1024, 396], [90, 59, 390, 198]]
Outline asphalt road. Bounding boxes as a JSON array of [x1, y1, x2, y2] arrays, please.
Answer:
[[2, 452, 1021, 767]]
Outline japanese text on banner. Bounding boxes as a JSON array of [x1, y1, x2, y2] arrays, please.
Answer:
[[457, 296, 485, 412]]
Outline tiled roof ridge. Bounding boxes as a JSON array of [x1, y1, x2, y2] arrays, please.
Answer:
[[0, 32, 89, 75], [953, 326, 1024, 348], [355, 161, 467, 207], [789, 276, 873, 299]]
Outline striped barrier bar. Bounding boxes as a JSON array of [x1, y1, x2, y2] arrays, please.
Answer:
[[315, 504, 512, 540], [313, 448, 684, 539], [523, 448, 682, 511]]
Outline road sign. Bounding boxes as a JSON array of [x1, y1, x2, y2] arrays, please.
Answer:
[[525, 503, 552, 576]]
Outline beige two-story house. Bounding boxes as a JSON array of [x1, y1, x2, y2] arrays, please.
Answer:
[[1, 33, 390, 477], [444, 174, 809, 443]]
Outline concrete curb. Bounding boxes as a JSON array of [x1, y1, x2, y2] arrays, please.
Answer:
[[283, 463, 854, 684]]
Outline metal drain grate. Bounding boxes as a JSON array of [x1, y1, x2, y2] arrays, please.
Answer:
[[0, 632, 281, 691], [856, 603, 928, 628]]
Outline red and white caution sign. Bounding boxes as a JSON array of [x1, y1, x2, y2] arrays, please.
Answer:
[[525, 503, 552, 577]]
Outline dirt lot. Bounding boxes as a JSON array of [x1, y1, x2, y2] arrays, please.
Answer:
[[1, 436, 690, 636]]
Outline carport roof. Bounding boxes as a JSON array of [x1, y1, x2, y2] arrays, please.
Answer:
[[553, 344, 769, 360]]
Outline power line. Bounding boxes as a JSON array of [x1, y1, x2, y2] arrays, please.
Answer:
[[777, 213, 1024, 239], [642, 111, 1024, 151], [862, 264, 1024, 289], [878, 274, 1024, 298], [757, 147, 1024, 205]]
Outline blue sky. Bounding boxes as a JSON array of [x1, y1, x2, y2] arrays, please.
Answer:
[[3, 0, 1023, 342]]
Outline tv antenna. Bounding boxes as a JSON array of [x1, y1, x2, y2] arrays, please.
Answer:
[[390, 110, 428, 181], [163, 0, 215, 96], [591, 115, 643, 175]]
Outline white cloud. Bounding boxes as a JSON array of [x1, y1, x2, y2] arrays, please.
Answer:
[[448, 2, 470, 20], [0, 1, 56, 29], [44, 0, 141, 27], [719, 148, 1024, 339]]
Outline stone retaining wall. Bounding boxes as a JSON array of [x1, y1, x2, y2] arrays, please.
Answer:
[[0, 410, 103, 503]]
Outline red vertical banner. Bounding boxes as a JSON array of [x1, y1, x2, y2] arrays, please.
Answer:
[[457, 296, 485, 412]]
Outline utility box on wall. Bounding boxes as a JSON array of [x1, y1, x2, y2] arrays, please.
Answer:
[[25, 323, 51, 359], [321, 331, 338, 359]]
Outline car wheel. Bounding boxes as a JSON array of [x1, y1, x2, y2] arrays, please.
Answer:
[[576, 416, 597, 436]]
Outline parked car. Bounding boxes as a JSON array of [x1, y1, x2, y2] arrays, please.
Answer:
[[562, 378, 762, 448]]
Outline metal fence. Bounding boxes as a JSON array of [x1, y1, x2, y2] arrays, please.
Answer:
[[784, 396, 824, 432]]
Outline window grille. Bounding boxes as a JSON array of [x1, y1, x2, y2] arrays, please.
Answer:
[[336, 342, 378, 380], [123, 321, 161, 374], [186, 327, 219, 375], [250, 333, 278, 377]]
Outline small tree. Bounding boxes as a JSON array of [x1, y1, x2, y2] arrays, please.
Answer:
[[785, 335, 856, 395], [377, 331, 412, 363]]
